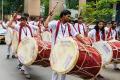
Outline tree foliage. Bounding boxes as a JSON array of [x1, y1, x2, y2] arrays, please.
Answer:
[[0, 0, 24, 15], [81, 0, 119, 23]]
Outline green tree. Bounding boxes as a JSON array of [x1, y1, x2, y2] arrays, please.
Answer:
[[0, 0, 24, 15], [81, 0, 119, 23], [41, 0, 49, 17]]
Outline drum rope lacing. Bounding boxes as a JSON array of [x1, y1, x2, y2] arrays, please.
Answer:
[[109, 42, 120, 61], [74, 42, 101, 78]]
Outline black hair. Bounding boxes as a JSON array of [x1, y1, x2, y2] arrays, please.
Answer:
[[20, 16, 27, 21], [78, 16, 83, 19], [23, 13, 29, 17], [60, 10, 71, 18], [94, 20, 105, 34], [29, 16, 36, 21]]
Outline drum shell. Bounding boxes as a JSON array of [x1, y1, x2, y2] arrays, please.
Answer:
[[50, 37, 102, 79], [108, 41, 120, 62], [33, 35, 51, 67], [69, 40, 102, 79]]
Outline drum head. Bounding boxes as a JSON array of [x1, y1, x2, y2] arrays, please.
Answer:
[[92, 41, 113, 65], [17, 37, 38, 66], [50, 37, 79, 74], [41, 31, 51, 42]]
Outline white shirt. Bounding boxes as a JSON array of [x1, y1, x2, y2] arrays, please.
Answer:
[[107, 28, 118, 40], [74, 23, 87, 36], [88, 29, 106, 42], [15, 24, 38, 40], [48, 20, 78, 46], [36, 21, 45, 32], [28, 21, 36, 26]]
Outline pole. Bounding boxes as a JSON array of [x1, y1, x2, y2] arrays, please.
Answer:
[[2, 0, 3, 21]]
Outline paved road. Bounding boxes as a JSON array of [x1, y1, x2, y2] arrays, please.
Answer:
[[0, 45, 120, 80]]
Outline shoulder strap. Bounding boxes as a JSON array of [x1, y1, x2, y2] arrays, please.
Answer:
[[18, 24, 33, 44], [96, 30, 100, 41], [18, 25, 23, 44], [115, 29, 118, 39], [81, 23, 87, 36], [107, 28, 112, 39], [78, 23, 81, 34], [67, 23, 72, 36], [27, 25, 33, 37], [54, 21, 61, 44]]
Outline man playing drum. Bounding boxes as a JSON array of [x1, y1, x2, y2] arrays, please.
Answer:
[[107, 21, 120, 71], [45, 10, 86, 80], [3, 13, 20, 59], [74, 16, 88, 37], [8, 15, 38, 79]]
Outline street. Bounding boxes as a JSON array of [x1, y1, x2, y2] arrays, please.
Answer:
[[0, 45, 120, 80]]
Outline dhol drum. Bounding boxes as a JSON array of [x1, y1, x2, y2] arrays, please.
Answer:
[[80, 37, 92, 46], [41, 31, 51, 42], [5, 28, 13, 45], [108, 40, 120, 62], [11, 30, 18, 54], [92, 41, 113, 65], [17, 35, 51, 67], [50, 37, 102, 79], [33, 35, 51, 67]]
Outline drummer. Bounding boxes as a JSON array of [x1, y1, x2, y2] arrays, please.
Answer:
[[107, 21, 120, 71], [88, 20, 107, 43], [107, 21, 119, 40], [3, 13, 20, 59], [74, 16, 88, 37], [88, 20, 107, 80], [8, 15, 38, 79], [45, 10, 87, 80]]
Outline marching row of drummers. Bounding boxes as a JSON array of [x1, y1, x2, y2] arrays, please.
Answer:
[[0, 9, 120, 80]]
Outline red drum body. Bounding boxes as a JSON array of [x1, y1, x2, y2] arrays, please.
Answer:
[[34, 35, 51, 67], [108, 40, 120, 62], [81, 37, 92, 45], [17, 35, 51, 67], [50, 37, 102, 79]]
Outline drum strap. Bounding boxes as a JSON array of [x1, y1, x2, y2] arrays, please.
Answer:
[[54, 21, 71, 44], [96, 31, 100, 41], [78, 23, 87, 37], [18, 23, 33, 44], [38, 21, 42, 33], [96, 30, 105, 41], [107, 28, 118, 40]]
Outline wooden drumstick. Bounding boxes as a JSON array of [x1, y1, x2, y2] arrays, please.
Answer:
[[49, 1, 59, 16], [44, 1, 59, 29]]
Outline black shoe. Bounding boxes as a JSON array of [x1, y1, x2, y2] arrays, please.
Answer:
[[12, 55, 16, 58], [16, 64, 23, 70], [6, 55, 10, 59], [114, 68, 120, 71]]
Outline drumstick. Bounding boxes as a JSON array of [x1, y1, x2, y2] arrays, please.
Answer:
[[49, 1, 59, 16], [44, 1, 59, 29], [86, 19, 96, 27]]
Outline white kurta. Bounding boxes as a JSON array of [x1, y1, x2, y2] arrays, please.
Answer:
[[106, 28, 118, 40], [88, 29, 106, 42], [48, 20, 78, 46], [15, 24, 38, 40], [74, 23, 87, 36]]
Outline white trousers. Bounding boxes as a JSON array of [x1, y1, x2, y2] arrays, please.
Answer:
[[6, 45, 11, 56], [52, 71, 66, 80]]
